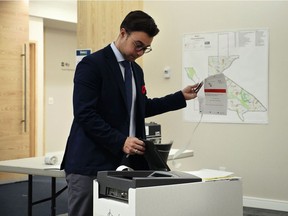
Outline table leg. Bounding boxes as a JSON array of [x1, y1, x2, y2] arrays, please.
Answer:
[[27, 175, 66, 216], [51, 177, 56, 216], [28, 174, 33, 216]]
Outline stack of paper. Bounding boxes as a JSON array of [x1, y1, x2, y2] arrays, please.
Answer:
[[186, 169, 240, 182]]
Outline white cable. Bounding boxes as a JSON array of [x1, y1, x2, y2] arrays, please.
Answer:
[[172, 113, 203, 168]]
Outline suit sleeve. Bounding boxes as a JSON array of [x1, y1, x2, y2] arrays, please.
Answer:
[[132, 62, 187, 119], [144, 91, 187, 118]]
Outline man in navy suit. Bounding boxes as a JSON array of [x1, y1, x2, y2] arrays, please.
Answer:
[[61, 10, 199, 216]]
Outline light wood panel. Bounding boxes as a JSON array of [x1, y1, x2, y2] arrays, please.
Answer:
[[77, 0, 143, 51], [29, 43, 36, 157], [0, 1, 31, 181]]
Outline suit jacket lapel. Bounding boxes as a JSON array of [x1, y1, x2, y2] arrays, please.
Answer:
[[131, 62, 146, 117], [103, 45, 129, 110], [131, 62, 141, 98]]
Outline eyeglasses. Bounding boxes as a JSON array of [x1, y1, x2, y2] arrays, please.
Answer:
[[130, 36, 152, 54]]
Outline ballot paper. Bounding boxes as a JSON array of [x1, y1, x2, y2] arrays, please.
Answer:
[[186, 169, 239, 182], [198, 73, 227, 115]]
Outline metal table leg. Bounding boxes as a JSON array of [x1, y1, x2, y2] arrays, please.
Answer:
[[51, 177, 56, 216], [27, 175, 67, 216], [28, 174, 33, 216]]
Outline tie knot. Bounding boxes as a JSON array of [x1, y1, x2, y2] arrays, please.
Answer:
[[121, 60, 130, 69]]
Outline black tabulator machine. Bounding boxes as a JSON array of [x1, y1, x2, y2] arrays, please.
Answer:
[[97, 139, 201, 202]]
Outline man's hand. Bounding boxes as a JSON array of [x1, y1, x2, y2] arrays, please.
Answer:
[[182, 83, 200, 100], [123, 137, 145, 155]]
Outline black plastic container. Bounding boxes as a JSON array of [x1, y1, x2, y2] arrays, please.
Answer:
[[155, 143, 173, 163]]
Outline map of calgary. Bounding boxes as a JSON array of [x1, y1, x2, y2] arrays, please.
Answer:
[[183, 29, 268, 123]]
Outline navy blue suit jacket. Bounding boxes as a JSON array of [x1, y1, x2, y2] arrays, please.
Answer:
[[61, 45, 186, 175]]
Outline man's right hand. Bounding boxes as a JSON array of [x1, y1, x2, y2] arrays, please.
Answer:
[[123, 137, 145, 155]]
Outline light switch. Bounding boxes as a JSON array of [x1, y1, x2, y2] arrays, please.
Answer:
[[164, 67, 171, 79], [48, 97, 54, 105]]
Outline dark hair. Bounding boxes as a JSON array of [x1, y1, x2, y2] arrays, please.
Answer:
[[120, 10, 159, 37]]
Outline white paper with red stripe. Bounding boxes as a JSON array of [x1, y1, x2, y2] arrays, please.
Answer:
[[198, 73, 228, 115]]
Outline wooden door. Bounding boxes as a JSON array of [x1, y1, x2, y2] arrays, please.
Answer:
[[0, 1, 34, 182], [77, 1, 143, 51]]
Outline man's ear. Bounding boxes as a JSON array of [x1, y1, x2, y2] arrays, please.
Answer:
[[120, 28, 127, 37]]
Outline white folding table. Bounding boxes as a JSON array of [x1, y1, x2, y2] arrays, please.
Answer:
[[0, 149, 193, 216], [0, 153, 65, 216]]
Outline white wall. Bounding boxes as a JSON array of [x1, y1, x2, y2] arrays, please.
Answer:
[[29, 0, 77, 155], [29, 0, 288, 211], [44, 27, 76, 153], [143, 1, 288, 211], [30, 0, 77, 23]]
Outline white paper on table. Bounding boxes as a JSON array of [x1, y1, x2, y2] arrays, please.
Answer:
[[198, 73, 227, 115], [185, 169, 238, 182]]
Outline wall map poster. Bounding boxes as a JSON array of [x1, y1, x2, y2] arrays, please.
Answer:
[[182, 29, 269, 124]]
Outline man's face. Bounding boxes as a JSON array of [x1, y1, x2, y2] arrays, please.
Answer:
[[119, 28, 153, 62]]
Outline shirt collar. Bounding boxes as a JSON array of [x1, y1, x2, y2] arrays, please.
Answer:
[[110, 42, 125, 63]]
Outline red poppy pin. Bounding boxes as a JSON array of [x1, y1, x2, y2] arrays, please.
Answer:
[[141, 85, 146, 94]]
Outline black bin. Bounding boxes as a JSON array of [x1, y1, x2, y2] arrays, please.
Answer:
[[155, 143, 172, 163]]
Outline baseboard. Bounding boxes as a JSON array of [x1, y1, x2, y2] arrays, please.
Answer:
[[0, 176, 27, 185], [243, 196, 288, 212]]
